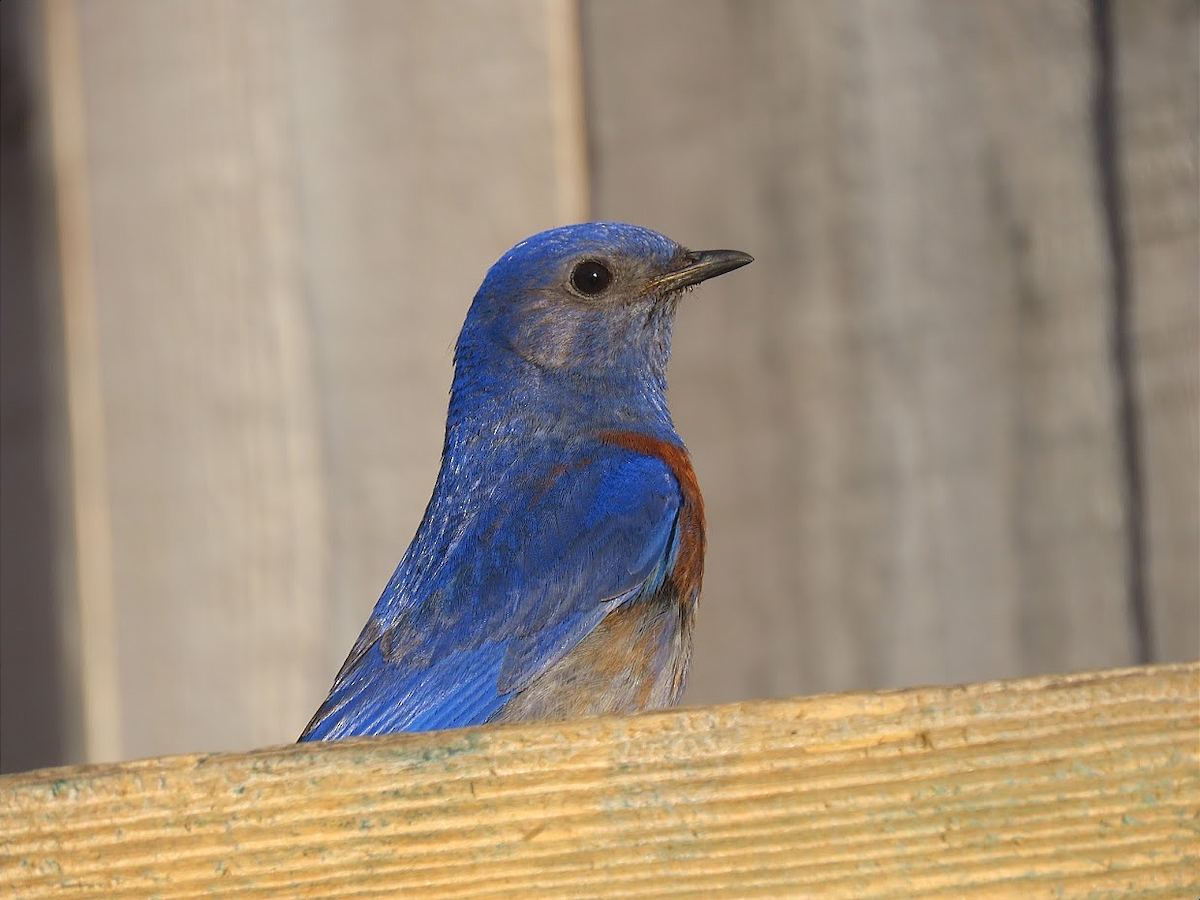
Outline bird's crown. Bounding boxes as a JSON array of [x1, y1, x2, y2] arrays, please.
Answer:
[[448, 222, 751, 436]]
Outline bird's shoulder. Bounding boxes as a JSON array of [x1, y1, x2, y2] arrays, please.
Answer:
[[299, 427, 697, 738]]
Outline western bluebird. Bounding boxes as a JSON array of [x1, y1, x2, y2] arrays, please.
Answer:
[[300, 222, 751, 740]]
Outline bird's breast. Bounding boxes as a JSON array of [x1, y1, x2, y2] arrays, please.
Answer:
[[596, 428, 706, 609], [490, 588, 693, 723], [490, 427, 705, 725]]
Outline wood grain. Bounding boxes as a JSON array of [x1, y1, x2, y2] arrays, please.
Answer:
[[69, 0, 330, 761], [59, 0, 568, 761], [281, 0, 568, 737], [1, 663, 1196, 899], [1113, 0, 1200, 662], [580, 0, 1200, 706], [44, 0, 121, 765]]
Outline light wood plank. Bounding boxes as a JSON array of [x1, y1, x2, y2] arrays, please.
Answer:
[[545, 0, 591, 223], [2, 663, 1196, 899], [282, 0, 568, 729], [64, 0, 569, 760], [72, 0, 328, 760], [43, 0, 121, 764]]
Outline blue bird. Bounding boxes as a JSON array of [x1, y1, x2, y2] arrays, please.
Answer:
[[300, 222, 752, 739]]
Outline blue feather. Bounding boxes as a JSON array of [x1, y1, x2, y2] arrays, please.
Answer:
[[300, 223, 749, 740], [301, 446, 681, 737]]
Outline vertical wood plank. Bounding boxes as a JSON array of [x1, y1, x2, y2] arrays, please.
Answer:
[[1112, 0, 1200, 662], [0, 0, 82, 772], [546, 0, 592, 223], [581, 0, 1146, 704], [61, 0, 570, 759], [283, 0, 568, 729], [968, 0, 1138, 672], [43, 0, 122, 763], [73, 0, 327, 758]]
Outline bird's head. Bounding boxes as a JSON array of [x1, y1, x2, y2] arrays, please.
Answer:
[[453, 223, 752, 415]]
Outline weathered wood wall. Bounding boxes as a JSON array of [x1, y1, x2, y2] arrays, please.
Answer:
[[1, 0, 1196, 769]]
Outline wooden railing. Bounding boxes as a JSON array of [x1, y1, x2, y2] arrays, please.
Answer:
[[3, 663, 1197, 899]]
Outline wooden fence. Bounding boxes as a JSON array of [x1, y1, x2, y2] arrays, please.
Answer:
[[0, 0, 1196, 771], [3, 663, 1197, 898]]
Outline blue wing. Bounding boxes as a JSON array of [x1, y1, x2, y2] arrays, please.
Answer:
[[300, 445, 682, 739]]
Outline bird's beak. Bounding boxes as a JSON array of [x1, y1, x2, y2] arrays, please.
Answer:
[[648, 248, 754, 293]]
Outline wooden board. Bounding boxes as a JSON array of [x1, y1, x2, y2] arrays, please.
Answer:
[[2, 663, 1196, 899], [1113, 0, 1200, 662], [581, 0, 1198, 705], [52, 0, 572, 761], [0, 0, 84, 772]]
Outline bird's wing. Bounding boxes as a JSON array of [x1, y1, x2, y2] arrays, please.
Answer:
[[300, 446, 682, 739]]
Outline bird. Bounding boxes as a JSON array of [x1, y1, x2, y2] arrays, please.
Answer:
[[300, 222, 752, 740]]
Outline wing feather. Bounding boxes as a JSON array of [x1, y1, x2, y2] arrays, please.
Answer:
[[299, 445, 680, 739]]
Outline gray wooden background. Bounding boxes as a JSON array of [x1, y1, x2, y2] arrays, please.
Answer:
[[1, 0, 1196, 772]]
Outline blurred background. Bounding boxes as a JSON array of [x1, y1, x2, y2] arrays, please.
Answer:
[[1, 0, 1196, 773]]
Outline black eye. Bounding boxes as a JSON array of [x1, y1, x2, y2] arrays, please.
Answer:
[[570, 260, 612, 296]]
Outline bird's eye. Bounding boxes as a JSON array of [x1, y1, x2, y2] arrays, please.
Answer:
[[570, 260, 612, 296]]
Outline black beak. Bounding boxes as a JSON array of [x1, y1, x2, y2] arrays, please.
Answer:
[[649, 248, 754, 292]]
